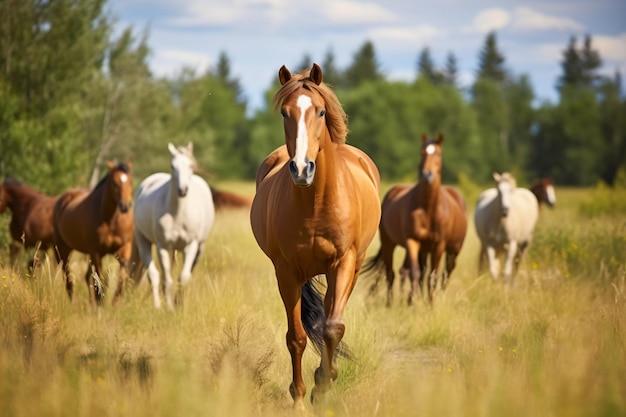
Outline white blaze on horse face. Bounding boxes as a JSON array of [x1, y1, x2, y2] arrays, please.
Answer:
[[119, 173, 128, 184], [425, 144, 436, 155], [293, 94, 313, 173], [498, 180, 512, 212], [546, 185, 557, 205]]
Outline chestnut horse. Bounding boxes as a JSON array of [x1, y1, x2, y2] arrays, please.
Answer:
[[0, 178, 59, 269], [530, 178, 556, 208], [363, 134, 467, 305], [54, 162, 134, 306], [250, 64, 381, 409], [211, 187, 252, 210]]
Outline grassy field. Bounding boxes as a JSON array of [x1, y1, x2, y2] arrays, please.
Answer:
[[0, 181, 624, 417]]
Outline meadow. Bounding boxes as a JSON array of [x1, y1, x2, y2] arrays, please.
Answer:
[[0, 181, 624, 417]]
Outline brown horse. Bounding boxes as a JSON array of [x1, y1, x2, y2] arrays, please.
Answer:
[[54, 162, 134, 306], [363, 134, 467, 305], [0, 178, 59, 269], [530, 178, 556, 208], [250, 64, 381, 410], [210, 187, 252, 210]]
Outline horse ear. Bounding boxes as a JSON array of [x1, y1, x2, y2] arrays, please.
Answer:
[[187, 141, 193, 154], [168, 142, 178, 156], [437, 134, 444, 144], [310, 63, 323, 85], [106, 161, 115, 170], [493, 172, 501, 182], [278, 65, 292, 85]]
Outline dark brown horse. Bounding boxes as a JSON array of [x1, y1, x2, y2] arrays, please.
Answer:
[[364, 134, 467, 305], [530, 178, 556, 208], [54, 162, 134, 306], [250, 64, 381, 410], [0, 178, 59, 269]]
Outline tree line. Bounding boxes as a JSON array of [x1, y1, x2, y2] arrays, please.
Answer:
[[1, 0, 624, 196]]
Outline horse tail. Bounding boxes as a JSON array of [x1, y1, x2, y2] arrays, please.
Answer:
[[301, 277, 352, 360]]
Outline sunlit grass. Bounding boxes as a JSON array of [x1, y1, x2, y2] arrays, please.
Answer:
[[0, 186, 625, 417]]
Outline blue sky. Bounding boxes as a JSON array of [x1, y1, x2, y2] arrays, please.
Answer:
[[108, 0, 626, 112]]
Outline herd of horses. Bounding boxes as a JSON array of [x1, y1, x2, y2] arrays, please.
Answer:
[[0, 64, 557, 410]]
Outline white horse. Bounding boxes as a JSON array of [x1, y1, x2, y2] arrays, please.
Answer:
[[474, 172, 538, 286], [132, 142, 215, 309]]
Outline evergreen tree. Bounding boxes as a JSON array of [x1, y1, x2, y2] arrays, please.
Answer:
[[321, 48, 343, 88], [443, 52, 459, 87], [417, 47, 442, 84], [215, 51, 245, 104], [581, 34, 602, 88], [476, 32, 507, 83], [557, 36, 583, 90], [344, 41, 383, 88]]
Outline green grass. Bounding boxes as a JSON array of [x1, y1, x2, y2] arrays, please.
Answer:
[[0, 185, 625, 417]]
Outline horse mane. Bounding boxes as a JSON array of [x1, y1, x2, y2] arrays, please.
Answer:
[[499, 172, 517, 189], [95, 163, 132, 190], [272, 67, 348, 144]]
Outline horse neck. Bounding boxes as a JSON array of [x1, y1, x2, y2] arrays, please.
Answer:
[[414, 176, 442, 212], [97, 180, 119, 220], [4, 184, 37, 212], [167, 176, 188, 215]]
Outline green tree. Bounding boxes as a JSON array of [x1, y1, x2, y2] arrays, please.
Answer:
[[442, 52, 459, 87], [344, 41, 383, 89], [321, 48, 343, 88], [476, 31, 507, 84], [416, 47, 442, 85]]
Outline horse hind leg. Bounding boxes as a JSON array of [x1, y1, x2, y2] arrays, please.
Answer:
[[156, 247, 175, 309], [442, 250, 458, 290]]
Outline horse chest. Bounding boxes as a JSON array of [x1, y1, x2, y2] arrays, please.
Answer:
[[158, 215, 194, 246]]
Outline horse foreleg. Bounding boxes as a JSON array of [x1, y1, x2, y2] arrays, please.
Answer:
[[443, 250, 458, 290], [406, 240, 420, 306], [157, 247, 175, 310], [276, 266, 307, 411], [428, 244, 445, 303], [312, 251, 357, 406], [176, 240, 200, 306], [486, 246, 500, 280], [89, 255, 105, 306], [503, 240, 519, 287], [112, 243, 132, 306]]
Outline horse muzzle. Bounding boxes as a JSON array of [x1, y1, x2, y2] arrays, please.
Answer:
[[178, 187, 188, 197], [421, 170, 435, 184], [289, 160, 316, 187], [118, 201, 132, 213]]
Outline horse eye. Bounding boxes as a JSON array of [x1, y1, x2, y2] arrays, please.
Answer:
[[319, 109, 326, 117], [281, 109, 288, 118]]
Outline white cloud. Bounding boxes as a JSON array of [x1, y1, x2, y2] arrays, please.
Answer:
[[511, 7, 584, 32], [594, 32, 626, 61], [369, 24, 442, 45], [321, 0, 396, 25], [152, 49, 212, 76], [464, 8, 511, 34]]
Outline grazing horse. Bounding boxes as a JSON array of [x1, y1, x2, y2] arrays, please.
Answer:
[[0, 178, 59, 269], [250, 64, 381, 409], [54, 162, 134, 305], [131, 142, 215, 309], [530, 178, 556, 208], [363, 134, 467, 305], [474, 172, 539, 286]]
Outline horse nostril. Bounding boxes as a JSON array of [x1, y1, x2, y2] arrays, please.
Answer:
[[289, 160, 298, 176], [306, 161, 315, 176]]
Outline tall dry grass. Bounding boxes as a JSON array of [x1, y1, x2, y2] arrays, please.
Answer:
[[0, 183, 624, 417]]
